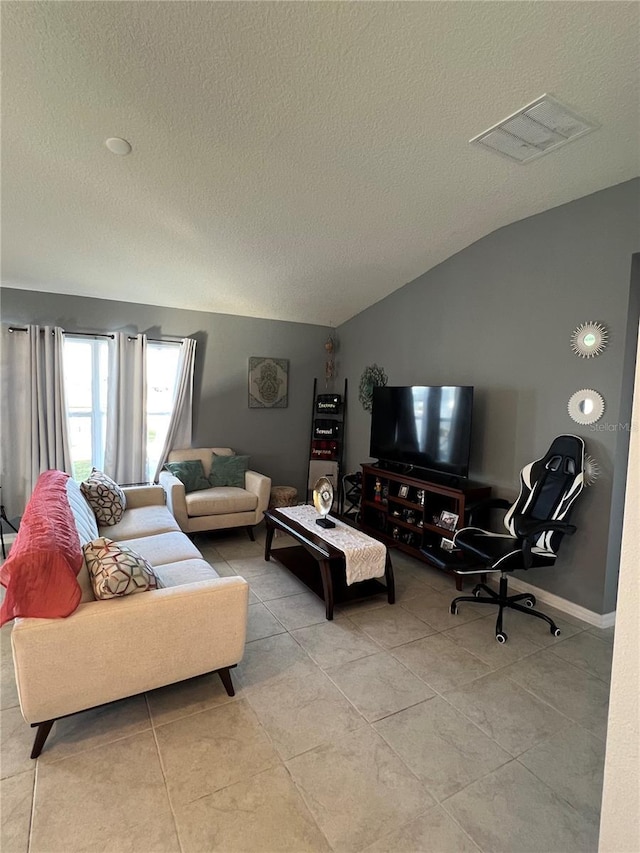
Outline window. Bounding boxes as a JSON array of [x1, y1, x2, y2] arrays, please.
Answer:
[[63, 337, 109, 480], [63, 337, 181, 481]]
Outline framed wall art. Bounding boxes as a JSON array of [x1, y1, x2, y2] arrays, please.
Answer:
[[248, 357, 289, 408]]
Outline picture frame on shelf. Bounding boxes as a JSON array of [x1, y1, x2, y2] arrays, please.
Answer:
[[398, 485, 409, 499], [441, 537, 456, 552], [438, 510, 459, 531]]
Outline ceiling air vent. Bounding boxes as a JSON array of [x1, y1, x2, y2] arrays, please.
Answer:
[[470, 95, 598, 164]]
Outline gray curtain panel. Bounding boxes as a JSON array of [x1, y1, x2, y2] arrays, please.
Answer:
[[104, 333, 148, 484], [1, 324, 72, 514]]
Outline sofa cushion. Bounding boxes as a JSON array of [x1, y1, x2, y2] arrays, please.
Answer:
[[100, 505, 180, 542], [80, 469, 126, 526], [163, 460, 211, 494], [83, 538, 161, 599], [77, 560, 96, 604], [66, 479, 99, 545], [153, 558, 221, 588], [209, 454, 250, 488], [0, 471, 83, 625], [185, 487, 258, 517], [117, 531, 201, 567], [64, 479, 100, 602]]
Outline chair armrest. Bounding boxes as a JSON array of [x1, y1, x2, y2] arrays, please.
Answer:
[[520, 520, 577, 568], [245, 470, 272, 517], [516, 518, 577, 538], [467, 498, 511, 527], [122, 485, 166, 508], [158, 471, 189, 530], [11, 577, 249, 723]]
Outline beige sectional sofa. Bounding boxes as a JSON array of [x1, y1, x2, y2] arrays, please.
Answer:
[[159, 447, 271, 539], [10, 478, 249, 758]]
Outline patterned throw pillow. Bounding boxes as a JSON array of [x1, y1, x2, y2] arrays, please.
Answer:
[[209, 454, 250, 488], [163, 459, 211, 493], [83, 537, 160, 599], [80, 469, 126, 526]]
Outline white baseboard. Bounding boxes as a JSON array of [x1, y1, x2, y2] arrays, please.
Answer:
[[507, 576, 615, 629]]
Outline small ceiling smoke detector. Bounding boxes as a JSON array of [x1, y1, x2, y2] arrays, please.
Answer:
[[470, 95, 598, 164], [105, 137, 132, 156]]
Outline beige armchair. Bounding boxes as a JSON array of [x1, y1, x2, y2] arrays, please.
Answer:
[[159, 448, 271, 540]]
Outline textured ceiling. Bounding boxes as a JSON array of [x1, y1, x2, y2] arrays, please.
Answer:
[[1, 1, 639, 326]]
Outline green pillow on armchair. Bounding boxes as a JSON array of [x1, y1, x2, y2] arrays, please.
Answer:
[[164, 460, 211, 493], [209, 454, 250, 488]]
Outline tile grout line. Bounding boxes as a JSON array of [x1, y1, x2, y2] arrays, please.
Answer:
[[237, 686, 336, 851], [26, 761, 38, 853], [146, 693, 185, 853], [279, 760, 343, 852], [512, 753, 602, 824], [438, 759, 522, 853], [498, 673, 609, 742], [435, 664, 577, 758], [152, 674, 334, 852], [545, 643, 613, 684], [26, 724, 155, 769]]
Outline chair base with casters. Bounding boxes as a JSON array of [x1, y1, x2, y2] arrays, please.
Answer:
[[450, 572, 562, 644]]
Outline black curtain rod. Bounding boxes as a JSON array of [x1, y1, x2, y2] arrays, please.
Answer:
[[127, 336, 184, 344], [8, 327, 114, 339], [8, 327, 184, 343]]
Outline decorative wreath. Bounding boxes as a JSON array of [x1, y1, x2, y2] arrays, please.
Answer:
[[358, 364, 388, 412]]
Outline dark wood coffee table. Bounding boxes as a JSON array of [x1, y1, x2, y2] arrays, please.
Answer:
[[263, 508, 395, 620]]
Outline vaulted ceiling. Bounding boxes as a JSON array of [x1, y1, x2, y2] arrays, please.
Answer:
[[2, 2, 638, 325]]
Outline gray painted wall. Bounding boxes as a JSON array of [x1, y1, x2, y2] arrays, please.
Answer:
[[0, 289, 329, 498], [2, 180, 638, 613], [337, 179, 640, 614]]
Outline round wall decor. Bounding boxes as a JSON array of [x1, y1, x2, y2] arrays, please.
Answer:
[[359, 364, 388, 412], [583, 454, 600, 487], [570, 321, 608, 358], [567, 389, 605, 425], [312, 476, 335, 528]]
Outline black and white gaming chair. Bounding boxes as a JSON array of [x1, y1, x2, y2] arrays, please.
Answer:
[[450, 435, 585, 643]]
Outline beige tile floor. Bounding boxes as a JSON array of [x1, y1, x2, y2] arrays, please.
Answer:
[[1, 527, 612, 853]]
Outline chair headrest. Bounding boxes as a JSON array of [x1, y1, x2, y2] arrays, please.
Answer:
[[545, 455, 562, 472]]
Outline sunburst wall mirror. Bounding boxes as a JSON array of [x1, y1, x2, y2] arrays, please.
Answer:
[[583, 454, 600, 487], [570, 322, 609, 358]]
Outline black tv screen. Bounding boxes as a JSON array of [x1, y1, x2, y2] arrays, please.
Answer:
[[370, 386, 474, 478]]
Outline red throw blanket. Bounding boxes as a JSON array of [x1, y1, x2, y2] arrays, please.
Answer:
[[0, 470, 83, 625]]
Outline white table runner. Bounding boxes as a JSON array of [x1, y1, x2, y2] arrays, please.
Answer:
[[277, 504, 386, 586]]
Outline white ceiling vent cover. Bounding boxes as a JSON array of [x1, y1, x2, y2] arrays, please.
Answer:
[[470, 95, 598, 164]]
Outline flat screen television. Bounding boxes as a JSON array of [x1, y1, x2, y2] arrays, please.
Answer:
[[370, 385, 474, 479]]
